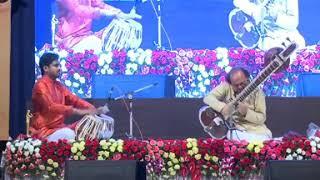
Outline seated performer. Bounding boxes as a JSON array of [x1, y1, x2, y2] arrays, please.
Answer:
[[55, 0, 140, 53], [30, 52, 101, 141], [232, 0, 305, 50], [203, 67, 272, 141]]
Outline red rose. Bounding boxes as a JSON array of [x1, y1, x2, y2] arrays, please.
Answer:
[[163, 144, 170, 151], [52, 155, 58, 162], [57, 150, 64, 156], [132, 146, 139, 153], [64, 150, 70, 157], [135, 153, 142, 159]]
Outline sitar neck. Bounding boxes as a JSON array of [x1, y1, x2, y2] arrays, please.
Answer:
[[230, 43, 297, 105]]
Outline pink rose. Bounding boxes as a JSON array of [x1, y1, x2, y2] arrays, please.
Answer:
[[14, 168, 21, 174], [224, 147, 231, 153], [154, 146, 160, 152], [155, 153, 161, 160], [112, 153, 122, 160], [157, 141, 164, 147], [178, 49, 186, 57]]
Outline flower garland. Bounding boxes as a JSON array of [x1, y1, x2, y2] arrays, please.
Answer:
[[35, 45, 320, 98], [5, 136, 320, 179]]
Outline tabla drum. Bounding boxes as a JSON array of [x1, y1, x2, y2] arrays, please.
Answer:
[[75, 114, 114, 140], [101, 18, 142, 51]]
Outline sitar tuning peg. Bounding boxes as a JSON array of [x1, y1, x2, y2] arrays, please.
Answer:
[[286, 37, 291, 42], [281, 42, 286, 47]]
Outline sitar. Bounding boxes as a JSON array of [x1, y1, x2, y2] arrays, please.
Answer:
[[199, 39, 297, 138]]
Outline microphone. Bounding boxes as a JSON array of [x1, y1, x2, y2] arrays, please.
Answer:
[[108, 87, 114, 101]]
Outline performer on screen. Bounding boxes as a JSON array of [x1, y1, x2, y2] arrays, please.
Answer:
[[230, 0, 305, 50], [54, 0, 141, 53]]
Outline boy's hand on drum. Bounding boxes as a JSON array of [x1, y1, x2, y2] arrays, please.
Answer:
[[116, 12, 142, 20], [97, 106, 110, 115], [73, 108, 97, 116], [100, 8, 122, 17]]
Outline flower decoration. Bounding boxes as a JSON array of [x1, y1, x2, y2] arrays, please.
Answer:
[[35, 45, 320, 97], [70, 139, 99, 161], [97, 139, 124, 160], [39, 139, 71, 178], [5, 137, 42, 178]]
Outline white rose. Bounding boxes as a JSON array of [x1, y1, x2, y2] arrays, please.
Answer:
[[73, 82, 80, 88], [292, 153, 297, 158], [137, 48, 144, 54], [221, 58, 229, 66], [145, 49, 152, 56], [11, 146, 16, 153], [202, 71, 209, 78], [73, 73, 80, 80], [28, 146, 34, 154], [286, 148, 291, 154], [192, 91, 199, 96], [79, 77, 86, 84], [192, 65, 199, 71], [61, 64, 67, 72], [204, 79, 210, 85], [297, 155, 303, 160], [24, 151, 30, 157], [23, 143, 29, 150], [78, 89, 84, 94], [127, 49, 135, 58], [285, 155, 293, 160], [200, 86, 206, 93], [218, 61, 224, 68], [312, 147, 317, 153], [33, 140, 42, 146], [101, 68, 106, 75], [60, 59, 66, 66], [107, 69, 114, 75], [132, 63, 138, 71], [317, 144, 320, 149], [225, 66, 232, 73], [125, 69, 132, 75], [296, 148, 302, 154], [59, 49, 68, 58], [145, 57, 151, 65], [105, 56, 113, 64], [216, 47, 228, 58], [310, 141, 317, 147], [98, 57, 105, 66], [198, 64, 205, 72], [315, 137, 320, 143], [137, 56, 145, 65], [65, 80, 72, 87]]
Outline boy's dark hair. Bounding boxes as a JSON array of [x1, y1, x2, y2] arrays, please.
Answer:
[[39, 52, 59, 75], [226, 67, 250, 84]]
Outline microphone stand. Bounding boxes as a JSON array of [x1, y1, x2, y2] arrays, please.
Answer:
[[156, 0, 162, 49], [114, 83, 158, 139]]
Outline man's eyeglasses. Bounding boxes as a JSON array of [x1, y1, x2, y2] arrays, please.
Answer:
[[232, 79, 250, 88]]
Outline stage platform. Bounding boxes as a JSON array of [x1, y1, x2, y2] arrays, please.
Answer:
[[64, 97, 320, 139]]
